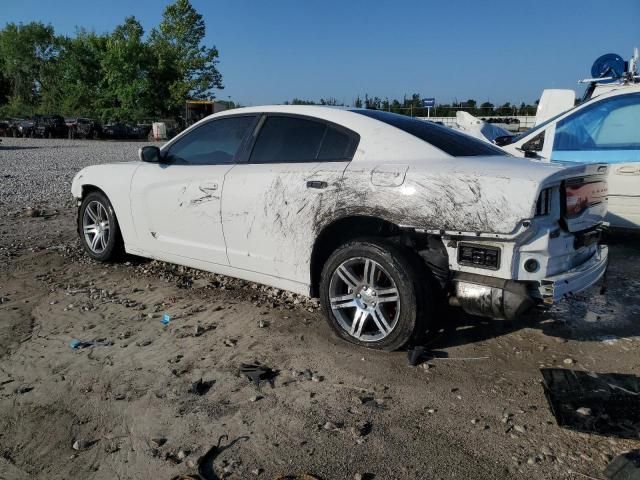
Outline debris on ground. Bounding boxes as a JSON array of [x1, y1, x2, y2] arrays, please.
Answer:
[[24, 207, 44, 218], [407, 345, 429, 366], [190, 435, 248, 480], [541, 368, 640, 439], [14, 384, 33, 394], [162, 313, 171, 325], [151, 437, 167, 448], [597, 335, 621, 345], [190, 378, 215, 396], [69, 338, 113, 349], [577, 407, 593, 416], [72, 439, 95, 451], [274, 475, 321, 480], [240, 363, 278, 389], [605, 450, 640, 479]]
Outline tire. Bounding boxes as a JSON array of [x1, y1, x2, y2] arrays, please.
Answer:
[[319, 238, 433, 351], [78, 191, 124, 262]]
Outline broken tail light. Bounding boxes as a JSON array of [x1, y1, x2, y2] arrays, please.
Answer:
[[564, 178, 608, 218], [458, 243, 501, 270]]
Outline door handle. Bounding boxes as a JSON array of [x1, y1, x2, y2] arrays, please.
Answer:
[[200, 183, 218, 191], [306, 180, 328, 189], [616, 166, 639, 175]]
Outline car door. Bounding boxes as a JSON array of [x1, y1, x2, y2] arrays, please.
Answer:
[[549, 93, 640, 228], [130, 115, 257, 264], [222, 114, 359, 285]]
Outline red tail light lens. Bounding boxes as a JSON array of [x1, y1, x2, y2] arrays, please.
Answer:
[[565, 180, 607, 218]]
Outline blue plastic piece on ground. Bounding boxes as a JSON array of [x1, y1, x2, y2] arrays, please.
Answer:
[[69, 339, 96, 349], [69, 339, 113, 349], [161, 313, 171, 325]]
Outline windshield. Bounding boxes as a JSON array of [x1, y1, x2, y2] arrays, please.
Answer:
[[351, 109, 507, 157]]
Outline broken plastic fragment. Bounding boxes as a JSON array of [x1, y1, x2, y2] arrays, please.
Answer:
[[69, 339, 113, 349], [240, 363, 278, 389], [407, 346, 429, 366], [161, 313, 171, 325], [605, 450, 640, 479], [541, 368, 640, 439]]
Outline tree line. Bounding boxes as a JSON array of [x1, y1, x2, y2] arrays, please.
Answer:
[[0, 0, 223, 122], [287, 94, 538, 117]]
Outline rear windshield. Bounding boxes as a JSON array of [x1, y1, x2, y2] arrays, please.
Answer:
[[351, 109, 507, 157]]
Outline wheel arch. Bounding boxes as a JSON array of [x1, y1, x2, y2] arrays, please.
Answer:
[[309, 215, 450, 297], [79, 184, 106, 199], [75, 181, 134, 251]]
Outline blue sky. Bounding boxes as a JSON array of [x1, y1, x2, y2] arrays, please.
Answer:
[[3, 0, 639, 106]]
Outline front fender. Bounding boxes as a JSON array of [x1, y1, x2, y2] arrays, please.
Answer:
[[71, 163, 142, 249]]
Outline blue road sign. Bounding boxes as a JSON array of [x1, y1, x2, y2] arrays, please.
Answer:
[[422, 98, 436, 108]]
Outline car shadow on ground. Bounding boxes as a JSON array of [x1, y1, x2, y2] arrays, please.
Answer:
[[420, 300, 640, 353]]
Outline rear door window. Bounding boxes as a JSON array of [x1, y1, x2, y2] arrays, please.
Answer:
[[318, 126, 352, 160], [249, 115, 358, 163]]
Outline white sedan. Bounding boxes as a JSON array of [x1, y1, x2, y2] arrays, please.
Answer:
[[72, 106, 609, 350]]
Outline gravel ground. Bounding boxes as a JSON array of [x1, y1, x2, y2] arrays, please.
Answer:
[[0, 137, 639, 480], [0, 137, 160, 211]]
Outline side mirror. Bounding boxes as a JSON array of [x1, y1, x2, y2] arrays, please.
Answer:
[[139, 145, 162, 163]]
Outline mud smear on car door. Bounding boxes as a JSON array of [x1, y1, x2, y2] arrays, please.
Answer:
[[190, 184, 220, 205], [541, 368, 640, 439]]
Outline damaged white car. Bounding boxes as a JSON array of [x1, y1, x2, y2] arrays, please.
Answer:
[[72, 106, 609, 350]]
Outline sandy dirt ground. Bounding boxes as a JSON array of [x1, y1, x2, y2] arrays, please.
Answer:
[[0, 138, 639, 480]]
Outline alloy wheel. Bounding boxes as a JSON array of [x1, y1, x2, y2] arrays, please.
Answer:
[[82, 200, 110, 254], [328, 257, 400, 342]]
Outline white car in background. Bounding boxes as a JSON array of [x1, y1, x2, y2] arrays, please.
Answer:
[[72, 106, 609, 350], [500, 49, 640, 231], [500, 84, 640, 230]]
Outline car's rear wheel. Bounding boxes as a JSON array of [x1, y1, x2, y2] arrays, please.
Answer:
[[320, 238, 433, 351], [78, 191, 124, 262]]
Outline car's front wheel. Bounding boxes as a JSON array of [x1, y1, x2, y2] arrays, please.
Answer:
[[320, 239, 433, 351], [78, 191, 124, 261]]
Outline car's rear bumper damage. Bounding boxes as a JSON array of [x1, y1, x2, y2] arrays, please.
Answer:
[[536, 245, 608, 303], [450, 245, 608, 320]]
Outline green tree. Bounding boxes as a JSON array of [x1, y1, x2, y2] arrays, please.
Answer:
[[149, 0, 223, 114], [0, 22, 57, 112], [479, 101, 494, 115], [289, 98, 317, 105], [39, 29, 107, 116], [98, 17, 152, 121]]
